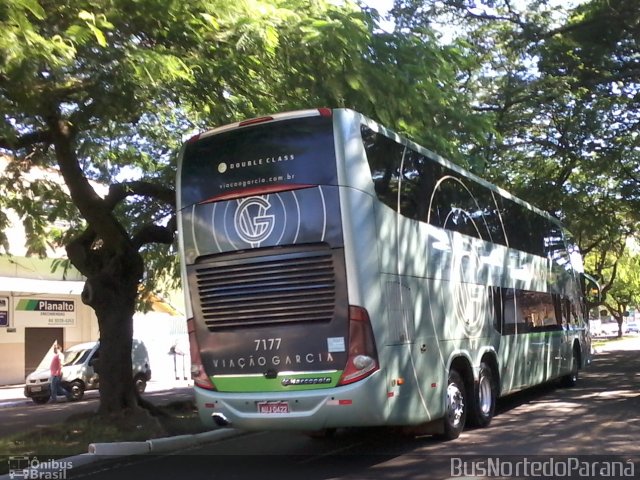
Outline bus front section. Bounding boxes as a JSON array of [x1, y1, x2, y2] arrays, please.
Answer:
[[177, 109, 384, 431]]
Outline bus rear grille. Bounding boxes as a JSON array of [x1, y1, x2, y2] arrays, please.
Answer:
[[194, 251, 336, 330]]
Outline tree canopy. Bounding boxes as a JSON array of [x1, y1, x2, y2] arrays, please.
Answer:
[[392, 0, 639, 310], [0, 0, 485, 417]]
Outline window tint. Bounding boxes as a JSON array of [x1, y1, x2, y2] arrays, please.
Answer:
[[518, 291, 561, 332], [181, 115, 336, 207], [493, 288, 562, 335], [360, 125, 404, 212], [360, 125, 567, 260], [63, 349, 91, 366], [500, 288, 526, 335]]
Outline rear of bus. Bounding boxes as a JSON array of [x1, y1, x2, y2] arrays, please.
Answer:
[[176, 108, 385, 431]]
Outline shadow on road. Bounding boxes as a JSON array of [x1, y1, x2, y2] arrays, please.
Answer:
[[243, 344, 640, 479], [57, 341, 640, 480]]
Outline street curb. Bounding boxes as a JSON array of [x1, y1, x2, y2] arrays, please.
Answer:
[[88, 441, 152, 455], [147, 428, 241, 453], [0, 428, 242, 479], [88, 428, 240, 455], [0, 400, 28, 409]]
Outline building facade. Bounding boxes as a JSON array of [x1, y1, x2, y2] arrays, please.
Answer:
[[0, 256, 100, 384]]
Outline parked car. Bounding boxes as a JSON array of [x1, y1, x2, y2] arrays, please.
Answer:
[[624, 321, 639, 334], [24, 339, 152, 404]]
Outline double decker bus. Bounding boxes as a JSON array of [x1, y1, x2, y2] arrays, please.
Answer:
[[176, 108, 592, 439]]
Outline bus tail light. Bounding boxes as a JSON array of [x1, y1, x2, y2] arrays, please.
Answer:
[[187, 318, 216, 391], [338, 306, 379, 386]]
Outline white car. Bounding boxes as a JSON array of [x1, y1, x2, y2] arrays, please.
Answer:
[[24, 339, 152, 404], [624, 321, 639, 334]]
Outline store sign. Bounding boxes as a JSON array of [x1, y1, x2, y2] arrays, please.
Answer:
[[0, 297, 8, 327], [14, 298, 76, 326]]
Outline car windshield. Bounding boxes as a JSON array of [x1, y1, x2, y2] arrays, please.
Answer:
[[63, 349, 92, 366]]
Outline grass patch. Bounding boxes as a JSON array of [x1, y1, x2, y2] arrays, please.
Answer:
[[0, 400, 208, 474], [156, 399, 211, 437], [593, 336, 628, 349]]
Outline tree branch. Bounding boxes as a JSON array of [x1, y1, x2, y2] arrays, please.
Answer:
[[105, 181, 176, 211], [131, 222, 175, 250], [0, 130, 52, 151], [66, 227, 99, 277], [46, 110, 131, 250]]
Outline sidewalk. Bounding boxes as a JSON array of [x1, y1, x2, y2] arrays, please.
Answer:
[[0, 378, 194, 408], [593, 334, 640, 353], [0, 383, 32, 408]]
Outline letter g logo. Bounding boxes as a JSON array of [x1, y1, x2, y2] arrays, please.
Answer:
[[234, 196, 275, 247]]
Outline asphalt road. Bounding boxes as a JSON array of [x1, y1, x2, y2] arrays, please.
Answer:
[[61, 338, 640, 480]]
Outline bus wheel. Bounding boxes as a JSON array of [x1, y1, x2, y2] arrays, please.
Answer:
[[440, 369, 466, 440], [468, 362, 496, 428], [560, 348, 579, 388]]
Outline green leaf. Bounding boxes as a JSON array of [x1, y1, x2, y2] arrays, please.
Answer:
[[18, 0, 46, 20], [88, 24, 107, 47]]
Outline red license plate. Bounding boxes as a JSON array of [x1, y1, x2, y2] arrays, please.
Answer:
[[257, 401, 289, 414]]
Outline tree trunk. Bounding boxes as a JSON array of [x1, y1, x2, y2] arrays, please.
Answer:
[[49, 114, 172, 420], [79, 249, 144, 416]]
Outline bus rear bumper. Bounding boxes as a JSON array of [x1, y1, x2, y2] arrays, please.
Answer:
[[194, 371, 387, 431]]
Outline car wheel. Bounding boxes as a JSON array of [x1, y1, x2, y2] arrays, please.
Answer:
[[135, 374, 147, 394], [68, 381, 85, 401]]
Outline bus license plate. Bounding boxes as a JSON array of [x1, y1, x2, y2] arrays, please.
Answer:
[[257, 401, 289, 414]]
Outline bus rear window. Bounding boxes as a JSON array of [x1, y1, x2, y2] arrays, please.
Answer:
[[180, 115, 337, 207]]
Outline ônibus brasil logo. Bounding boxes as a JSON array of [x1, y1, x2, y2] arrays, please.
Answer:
[[234, 196, 275, 247]]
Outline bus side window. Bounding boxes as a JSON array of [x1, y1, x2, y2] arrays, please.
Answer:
[[361, 125, 404, 212], [570, 301, 581, 328], [502, 289, 521, 335], [522, 291, 561, 332], [553, 294, 569, 330], [492, 286, 503, 334]]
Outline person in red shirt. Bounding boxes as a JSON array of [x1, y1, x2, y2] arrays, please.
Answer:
[[49, 345, 72, 402]]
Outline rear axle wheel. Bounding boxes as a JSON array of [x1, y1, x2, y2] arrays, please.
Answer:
[[440, 369, 467, 440], [468, 362, 496, 428]]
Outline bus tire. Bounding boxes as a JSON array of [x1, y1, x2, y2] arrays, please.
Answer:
[[560, 347, 579, 388], [440, 369, 466, 440], [468, 362, 496, 428]]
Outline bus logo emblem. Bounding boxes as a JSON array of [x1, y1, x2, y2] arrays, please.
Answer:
[[234, 196, 275, 247]]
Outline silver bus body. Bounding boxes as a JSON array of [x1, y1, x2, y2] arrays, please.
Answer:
[[176, 108, 590, 434]]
